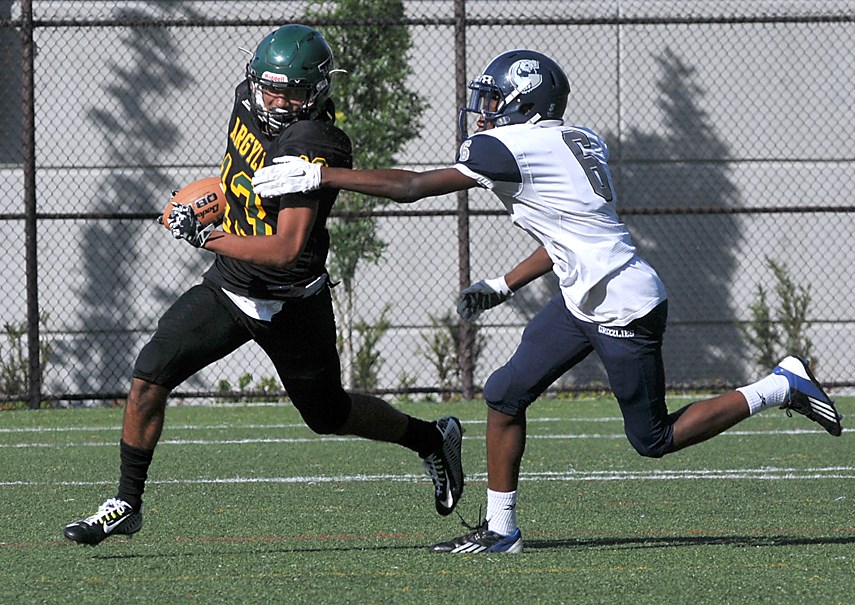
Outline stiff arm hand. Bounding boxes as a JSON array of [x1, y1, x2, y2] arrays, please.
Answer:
[[252, 156, 322, 197], [457, 276, 514, 322]]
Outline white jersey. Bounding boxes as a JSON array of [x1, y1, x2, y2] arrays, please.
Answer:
[[453, 121, 666, 326]]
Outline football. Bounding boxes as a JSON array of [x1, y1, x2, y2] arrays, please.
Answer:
[[161, 176, 226, 229]]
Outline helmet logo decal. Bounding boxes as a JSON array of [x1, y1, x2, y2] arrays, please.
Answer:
[[261, 71, 289, 83], [508, 59, 542, 93]]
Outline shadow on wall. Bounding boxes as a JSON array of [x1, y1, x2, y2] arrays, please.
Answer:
[[0, 0, 22, 164], [513, 47, 745, 390], [57, 4, 209, 395]]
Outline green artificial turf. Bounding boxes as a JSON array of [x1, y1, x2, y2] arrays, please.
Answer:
[[1, 398, 852, 604]]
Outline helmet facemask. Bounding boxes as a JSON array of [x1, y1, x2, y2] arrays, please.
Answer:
[[458, 76, 505, 137], [247, 69, 327, 136]]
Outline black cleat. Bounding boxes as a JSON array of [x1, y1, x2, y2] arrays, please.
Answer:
[[431, 521, 523, 554], [63, 498, 143, 545], [422, 416, 464, 516]]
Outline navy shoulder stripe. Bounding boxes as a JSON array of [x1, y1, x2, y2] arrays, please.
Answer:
[[456, 134, 521, 183]]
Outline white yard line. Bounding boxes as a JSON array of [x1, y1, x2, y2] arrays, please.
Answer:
[[2, 466, 853, 488], [0, 425, 836, 449], [0, 417, 610, 434]]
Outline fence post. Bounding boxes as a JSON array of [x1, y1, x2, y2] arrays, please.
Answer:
[[454, 0, 474, 401], [21, 0, 42, 409]]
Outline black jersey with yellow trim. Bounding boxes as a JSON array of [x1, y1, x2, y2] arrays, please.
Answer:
[[204, 82, 352, 300]]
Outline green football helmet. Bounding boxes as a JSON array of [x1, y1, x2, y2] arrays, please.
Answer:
[[246, 24, 335, 135]]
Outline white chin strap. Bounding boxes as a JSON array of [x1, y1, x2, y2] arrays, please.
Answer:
[[502, 83, 526, 107], [499, 83, 541, 125]]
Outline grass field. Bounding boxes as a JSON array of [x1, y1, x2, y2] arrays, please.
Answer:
[[1, 397, 852, 604]]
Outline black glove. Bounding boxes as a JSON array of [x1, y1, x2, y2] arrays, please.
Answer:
[[456, 277, 513, 322], [167, 203, 215, 248]]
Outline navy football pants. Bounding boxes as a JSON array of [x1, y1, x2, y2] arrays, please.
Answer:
[[484, 296, 673, 457]]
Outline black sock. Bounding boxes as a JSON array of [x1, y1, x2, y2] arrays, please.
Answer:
[[397, 417, 441, 458], [117, 440, 153, 511]]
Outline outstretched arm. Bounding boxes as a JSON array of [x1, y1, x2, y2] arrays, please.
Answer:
[[321, 166, 476, 203], [251, 156, 478, 203]]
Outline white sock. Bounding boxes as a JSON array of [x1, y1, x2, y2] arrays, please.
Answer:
[[737, 374, 790, 415], [486, 489, 518, 536]]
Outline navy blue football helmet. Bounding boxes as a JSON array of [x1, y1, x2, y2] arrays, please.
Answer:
[[458, 50, 570, 137]]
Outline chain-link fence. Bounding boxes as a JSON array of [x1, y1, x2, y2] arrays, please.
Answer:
[[2, 1, 854, 407]]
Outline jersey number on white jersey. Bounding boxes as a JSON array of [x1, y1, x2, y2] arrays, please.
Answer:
[[561, 129, 614, 202]]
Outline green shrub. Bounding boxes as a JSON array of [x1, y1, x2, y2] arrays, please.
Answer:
[[0, 316, 51, 409], [744, 259, 814, 371]]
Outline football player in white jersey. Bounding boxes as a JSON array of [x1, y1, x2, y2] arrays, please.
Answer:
[[252, 49, 842, 554]]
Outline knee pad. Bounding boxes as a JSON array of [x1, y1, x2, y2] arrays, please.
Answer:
[[483, 365, 533, 417], [288, 382, 351, 435], [301, 411, 347, 435], [625, 427, 672, 459], [133, 337, 183, 389]]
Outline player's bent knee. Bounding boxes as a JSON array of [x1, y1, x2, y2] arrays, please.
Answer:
[[626, 432, 671, 459], [299, 399, 350, 434], [288, 384, 352, 435], [302, 413, 346, 435], [483, 366, 533, 417], [133, 340, 178, 389]]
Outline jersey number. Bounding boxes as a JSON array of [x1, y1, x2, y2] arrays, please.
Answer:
[[561, 129, 614, 202], [220, 153, 271, 236]]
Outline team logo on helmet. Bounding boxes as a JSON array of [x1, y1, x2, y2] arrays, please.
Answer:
[[508, 59, 542, 93]]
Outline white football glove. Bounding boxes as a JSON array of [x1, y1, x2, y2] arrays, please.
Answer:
[[456, 276, 514, 322], [167, 203, 215, 248], [252, 155, 322, 197]]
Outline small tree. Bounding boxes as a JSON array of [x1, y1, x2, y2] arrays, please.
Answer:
[[771, 260, 813, 359], [306, 0, 427, 387], [744, 284, 779, 370], [744, 259, 814, 371], [420, 312, 486, 400], [0, 316, 51, 407], [352, 304, 392, 389]]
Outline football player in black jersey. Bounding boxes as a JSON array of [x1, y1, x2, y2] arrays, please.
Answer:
[[63, 24, 463, 546]]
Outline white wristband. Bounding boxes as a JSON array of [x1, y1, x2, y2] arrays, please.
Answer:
[[484, 276, 513, 296]]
